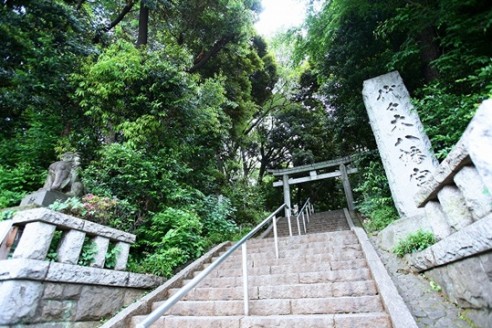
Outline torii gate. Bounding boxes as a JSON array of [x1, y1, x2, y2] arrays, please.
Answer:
[[269, 155, 358, 219]]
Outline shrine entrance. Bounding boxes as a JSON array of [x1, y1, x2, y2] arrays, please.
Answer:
[[269, 155, 359, 220]]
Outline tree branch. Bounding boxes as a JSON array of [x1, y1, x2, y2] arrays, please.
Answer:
[[94, 0, 136, 42], [188, 35, 234, 73]]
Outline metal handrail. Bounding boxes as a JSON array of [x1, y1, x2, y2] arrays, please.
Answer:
[[293, 198, 311, 235], [136, 203, 288, 328]]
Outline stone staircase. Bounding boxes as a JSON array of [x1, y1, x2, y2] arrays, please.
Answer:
[[130, 211, 393, 328], [269, 209, 350, 237]]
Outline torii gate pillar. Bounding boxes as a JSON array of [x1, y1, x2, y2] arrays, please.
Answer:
[[282, 174, 291, 219]]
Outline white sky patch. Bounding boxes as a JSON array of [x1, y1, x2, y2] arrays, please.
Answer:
[[255, 0, 308, 37]]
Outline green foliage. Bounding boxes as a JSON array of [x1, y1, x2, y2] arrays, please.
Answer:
[[104, 244, 120, 270], [134, 208, 206, 277], [46, 230, 63, 262], [354, 160, 399, 232], [199, 195, 238, 244], [78, 239, 98, 266], [393, 230, 436, 257], [0, 210, 16, 222], [49, 195, 138, 233], [0, 164, 44, 208], [414, 83, 483, 159]]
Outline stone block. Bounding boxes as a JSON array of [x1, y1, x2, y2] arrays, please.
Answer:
[[127, 272, 165, 289], [91, 235, 110, 268], [454, 166, 492, 220], [467, 99, 492, 193], [362, 71, 438, 217], [46, 262, 130, 287], [334, 313, 392, 328], [437, 186, 473, 231], [376, 214, 431, 251], [43, 283, 82, 300], [13, 208, 135, 243], [427, 251, 492, 309], [414, 141, 471, 207], [409, 214, 492, 271], [83, 220, 135, 243], [20, 189, 69, 207], [13, 208, 84, 230], [39, 300, 75, 322], [0, 280, 44, 325], [424, 201, 452, 240], [75, 286, 126, 321], [12, 221, 56, 260], [0, 259, 49, 280], [114, 241, 131, 271], [57, 230, 86, 265]]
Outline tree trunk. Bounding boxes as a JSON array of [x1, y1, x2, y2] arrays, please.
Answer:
[[419, 26, 441, 82], [137, 2, 149, 47]]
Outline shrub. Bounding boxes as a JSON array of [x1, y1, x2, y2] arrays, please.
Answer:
[[354, 160, 399, 232], [393, 230, 436, 257]]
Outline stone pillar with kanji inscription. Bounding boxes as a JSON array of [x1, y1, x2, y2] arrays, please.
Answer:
[[362, 71, 438, 217]]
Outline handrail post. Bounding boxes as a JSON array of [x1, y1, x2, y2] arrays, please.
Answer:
[[302, 211, 307, 234], [287, 214, 293, 237], [296, 214, 301, 236], [272, 215, 279, 259], [242, 243, 249, 316]]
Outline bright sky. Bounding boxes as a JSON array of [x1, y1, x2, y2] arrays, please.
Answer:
[[255, 0, 308, 37]]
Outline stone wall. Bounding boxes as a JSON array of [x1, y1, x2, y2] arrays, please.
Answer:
[[369, 96, 492, 326], [0, 209, 164, 327]]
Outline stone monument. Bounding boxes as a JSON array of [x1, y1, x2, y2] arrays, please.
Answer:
[[20, 152, 84, 207], [362, 71, 439, 217]]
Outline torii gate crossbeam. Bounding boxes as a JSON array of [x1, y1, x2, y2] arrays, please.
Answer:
[[268, 155, 358, 219]]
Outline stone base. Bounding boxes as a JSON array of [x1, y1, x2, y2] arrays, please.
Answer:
[[20, 190, 69, 207], [377, 214, 431, 251], [426, 251, 492, 328]]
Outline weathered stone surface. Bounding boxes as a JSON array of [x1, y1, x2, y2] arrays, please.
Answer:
[[362, 71, 438, 217], [12, 221, 56, 260], [91, 235, 110, 268], [124, 289, 146, 307], [57, 230, 86, 265], [20, 189, 69, 207], [454, 166, 492, 220], [83, 220, 135, 243], [0, 259, 49, 280], [39, 300, 75, 322], [0, 280, 44, 325], [409, 213, 492, 271], [43, 283, 82, 300], [426, 251, 492, 310], [127, 272, 165, 289], [377, 214, 431, 251], [114, 241, 131, 271], [467, 99, 492, 194], [437, 186, 473, 231], [424, 201, 452, 240], [13, 208, 84, 230], [46, 262, 130, 286], [414, 141, 471, 207], [75, 286, 126, 320], [13, 208, 135, 243]]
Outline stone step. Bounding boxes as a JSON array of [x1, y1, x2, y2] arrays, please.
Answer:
[[198, 258, 368, 278], [247, 231, 357, 245], [203, 254, 367, 274], [132, 313, 392, 328], [152, 295, 384, 316], [214, 243, 363, 263], [183, 268, 372, 288], [224, 240, 360, 257], [168, 280, 378, 301]]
